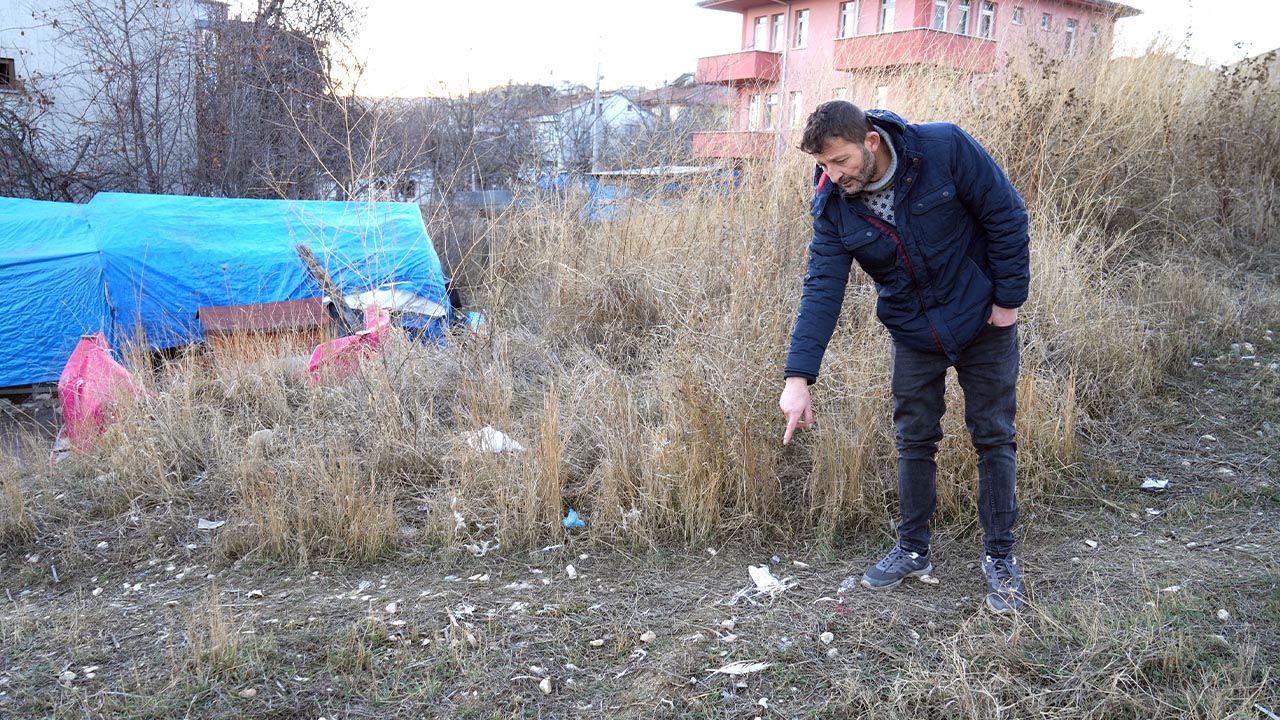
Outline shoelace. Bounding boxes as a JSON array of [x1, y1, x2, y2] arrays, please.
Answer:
[[880, 546, 919, 571], [987, 557, 1017, 590]]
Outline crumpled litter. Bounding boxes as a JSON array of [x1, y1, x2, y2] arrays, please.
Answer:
[[1141, 478, 1169, 491], [562, 509, 586, 528], [728, 565, 798, 605], [467, 426, 525, 453]]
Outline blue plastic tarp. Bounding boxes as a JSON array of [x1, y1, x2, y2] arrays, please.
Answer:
[[0, 192, 448, 388], [0, 198, 112, 388]]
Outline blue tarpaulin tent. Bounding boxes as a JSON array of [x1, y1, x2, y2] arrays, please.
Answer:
[[0, 192, 448, 388]]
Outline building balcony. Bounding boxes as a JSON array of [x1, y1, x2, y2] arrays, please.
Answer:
[[833, 29, 996, 73], [693, 131, 777, 160], [696, 50, 782, 86]]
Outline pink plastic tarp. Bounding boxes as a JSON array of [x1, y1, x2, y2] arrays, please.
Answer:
[[307, 305, 391, 379], [57, 332, 138, 446]]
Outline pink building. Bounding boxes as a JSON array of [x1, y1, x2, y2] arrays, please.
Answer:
[[693, 0, 1139, 159]]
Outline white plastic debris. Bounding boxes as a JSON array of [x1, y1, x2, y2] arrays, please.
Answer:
[[1140, 478, 1169, 491], [1216, 608, 1230, 621], [197, 518, 225, 531], [706, 661, 772, 676], [589, 638, 606, 647], [1145, 508, 1162, 516], [732, 564, 797, 603], [640, 630, 657, 643], [918, 574, 940, 585], [819, 632, 834, 645], [466, 426, 525, 453], [1161, 585, 1182, 593], [565, 565, 578, 580], [1083, 539, 1098, 549], [58, 670, 76, 684]]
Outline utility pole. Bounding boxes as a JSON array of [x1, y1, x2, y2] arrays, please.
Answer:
[[591, 57, 603, 174]]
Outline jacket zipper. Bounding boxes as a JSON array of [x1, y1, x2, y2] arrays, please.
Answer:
[[859, 213, 947, 355]]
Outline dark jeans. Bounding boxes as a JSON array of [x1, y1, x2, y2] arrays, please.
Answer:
[[891, 322, 1020, 558]]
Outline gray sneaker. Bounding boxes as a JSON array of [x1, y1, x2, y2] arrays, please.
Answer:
[[859, 545, 932, 590], [982, 554, 1025, 614]]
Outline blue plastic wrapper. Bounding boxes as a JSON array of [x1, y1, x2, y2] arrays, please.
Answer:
[[562, 508, 585, 528]]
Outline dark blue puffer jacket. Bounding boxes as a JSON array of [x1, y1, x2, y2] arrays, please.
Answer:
[[784, 110, 1030, 383]]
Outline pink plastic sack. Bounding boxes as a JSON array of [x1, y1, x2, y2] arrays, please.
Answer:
[[58, 332, 138, 446], [307, 305, 391, 380]]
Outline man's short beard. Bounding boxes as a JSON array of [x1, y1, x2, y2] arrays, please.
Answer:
[[839, 144, 877, 193]]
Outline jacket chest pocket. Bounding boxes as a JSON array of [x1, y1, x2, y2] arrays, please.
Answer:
[[909, 182, 964, 249], [843, 227, 899, 285]]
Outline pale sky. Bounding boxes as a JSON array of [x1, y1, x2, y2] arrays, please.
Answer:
[[343, 0, 1277, 97]]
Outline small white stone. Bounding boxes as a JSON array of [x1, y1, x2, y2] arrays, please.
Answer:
[[385, 602, 397, 614], [1083, 539, 1098, 549], [827, 647, 838, 658], [640, 630, 656, 643], [92, 587, 103, 597], [565, 565, 577, 580], [1070, 557, 1081, 564], [58, 671, 76, 683], [720, 619, 736, 630], [1216, 609, 1230, 621], [539, 677, 553, 695], [819, 631, 834, 645], [96, 542, 109, 551], [589, 638, 606, 647], [238, 688, 257, 698]]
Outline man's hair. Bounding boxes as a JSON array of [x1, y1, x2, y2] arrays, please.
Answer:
[[799, 100, 872, 154]]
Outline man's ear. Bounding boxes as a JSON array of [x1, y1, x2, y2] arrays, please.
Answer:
[[864, 130, 881, 153]]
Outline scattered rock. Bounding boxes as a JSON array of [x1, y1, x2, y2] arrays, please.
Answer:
[[58, 671, 76, 684], [1083, 539, 1098, 549], [640, 630, 656, 643], [819, 632, 834, 645], [565, 564, 577, 580], [539, 677, 553, 694], [720, 619, 735, 630], [589, 638, 605, 647], [1216, 609, 1230, 621], [238, 688, 257, 699]]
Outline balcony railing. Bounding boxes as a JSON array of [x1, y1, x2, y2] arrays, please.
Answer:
[[696, 50, 782, 86], [693, 131, 777, 160], [833, 29, 996, 73]]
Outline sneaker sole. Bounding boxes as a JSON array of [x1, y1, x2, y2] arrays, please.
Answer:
[[859, 563, 933, 591]]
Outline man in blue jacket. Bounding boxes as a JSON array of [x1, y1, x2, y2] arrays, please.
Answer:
[[778, 100, 1030, 614]]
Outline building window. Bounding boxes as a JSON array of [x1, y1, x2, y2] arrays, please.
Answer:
[[790, 91, 804, 128], [978, 2, 995, 38], [1011, 6, 1023, 24], [0, 58, 14, 90], [1064, 18, 1078, 55], [794, 9, 809, 47], [1089, 23, 1100, 50], [753, 16, 768, 49], [748, 95, 762, 131], [772, 13, 785, 51], [879, 0, 895, 32], [839, 1, 859, 38], [875, 85, 889, 108], [835, 87, 849, 100], [765, 93, 779, 129], [956, 0, 971, 35], [932, 0, 948, 31], [1040, 12, 1051, 30]]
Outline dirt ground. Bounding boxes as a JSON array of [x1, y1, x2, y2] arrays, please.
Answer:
[[1, 337, 1277, 719]]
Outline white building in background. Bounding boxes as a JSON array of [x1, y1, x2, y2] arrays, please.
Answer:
[[529, 93, 655, 172], [0, 0, 219, 196]]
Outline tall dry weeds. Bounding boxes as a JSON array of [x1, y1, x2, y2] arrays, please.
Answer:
[[11, 45, 1278, 557]]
